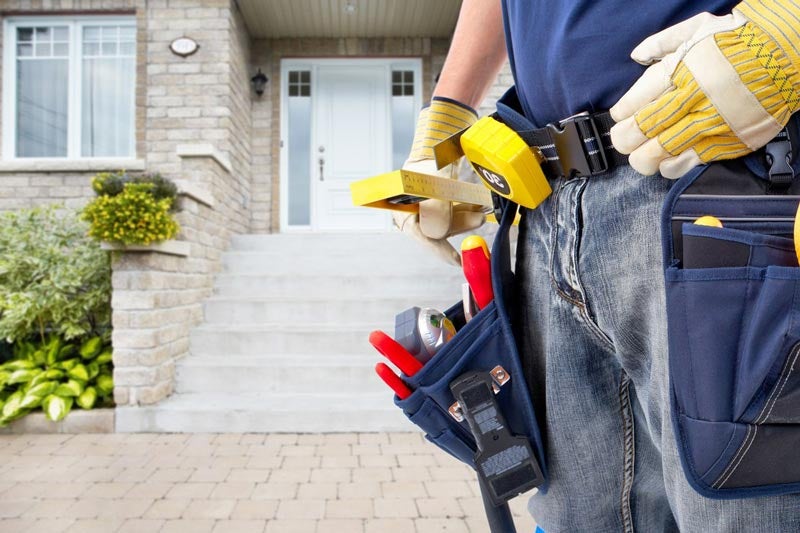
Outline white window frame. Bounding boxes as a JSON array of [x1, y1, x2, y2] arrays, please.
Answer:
[[2, 15, 137, 161]]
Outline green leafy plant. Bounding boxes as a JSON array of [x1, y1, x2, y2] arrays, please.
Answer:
[[83, 172, 180, 246], [0, 334, 114, 425], [0, 206, 111, 343]]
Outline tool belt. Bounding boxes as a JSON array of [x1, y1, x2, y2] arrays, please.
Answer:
[[494, 86, 628, 179], [393, 198, 548, 492], [662, 114, 800, 499]]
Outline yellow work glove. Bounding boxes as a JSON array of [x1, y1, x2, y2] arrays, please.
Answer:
[[393, 97, 485, 266], [610, 0, 800, 179]]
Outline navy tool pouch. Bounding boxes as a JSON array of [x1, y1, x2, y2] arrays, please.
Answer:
[[394, 198, 547, 488], [662, 150, 800, 499]]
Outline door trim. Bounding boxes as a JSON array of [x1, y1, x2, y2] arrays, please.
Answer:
[[279, 57, 422, 233]]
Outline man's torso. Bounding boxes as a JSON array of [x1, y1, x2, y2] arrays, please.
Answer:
[[501, 0, 739, 127]]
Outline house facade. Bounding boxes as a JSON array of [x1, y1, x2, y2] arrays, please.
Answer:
[[0, 0, 512, 431]]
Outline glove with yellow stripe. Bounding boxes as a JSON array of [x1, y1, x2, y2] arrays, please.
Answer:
[[393, 97, 485, 266], [610, 0, 800, 179]]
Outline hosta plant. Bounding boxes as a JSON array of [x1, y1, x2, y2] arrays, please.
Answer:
[[82, 172, 179, 246], [0, 334, 114, 425]]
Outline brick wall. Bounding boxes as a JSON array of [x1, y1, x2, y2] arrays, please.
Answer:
[[112, 0, 255, 407]]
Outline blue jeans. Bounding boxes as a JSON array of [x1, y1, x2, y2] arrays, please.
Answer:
[[516, 165, 800, 532]]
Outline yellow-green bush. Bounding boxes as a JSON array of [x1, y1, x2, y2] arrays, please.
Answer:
[[82, 173, 179, 246]]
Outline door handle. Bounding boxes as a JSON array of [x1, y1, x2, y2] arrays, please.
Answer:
[[319, 157, 325, 181]]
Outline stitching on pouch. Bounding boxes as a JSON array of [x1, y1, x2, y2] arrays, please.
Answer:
[[759, 346, 800, 424], [717, 426, 759, 488], [681, 282, 700, 415], [730, 278, 752, 433], [754, 289, 800, 423], [713, 424, 753, 488], [754, 342, 798, 424], [754, 351, 793, 423]]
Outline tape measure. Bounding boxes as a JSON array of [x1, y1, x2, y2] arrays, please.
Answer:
[[460, 116, 552, 210]]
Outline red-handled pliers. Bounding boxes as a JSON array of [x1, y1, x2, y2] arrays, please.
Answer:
[[374, 363, 413, 400], [369, 330, 423, 376]]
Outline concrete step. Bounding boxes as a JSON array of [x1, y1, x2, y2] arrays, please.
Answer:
[[175, 354, 386, 394], [202, 297, 458, 325], [212, 273, 463, 300], [229, 232, 472, 253], [190, 324, 382, 356], [115, 392, 415, 433], [221, 251, 458, 275]]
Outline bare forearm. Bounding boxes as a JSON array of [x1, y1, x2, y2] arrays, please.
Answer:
[[433, 0, 507, 109]]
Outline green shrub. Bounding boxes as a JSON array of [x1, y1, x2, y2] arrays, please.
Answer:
[[0, 206, 111, 343], [83, 176, 180, 246], [0, 334, 114, 425]]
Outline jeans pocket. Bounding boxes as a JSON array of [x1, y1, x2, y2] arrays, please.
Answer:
[[666, 262, 800, 496]]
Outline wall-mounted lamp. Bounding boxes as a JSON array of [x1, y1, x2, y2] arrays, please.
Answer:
[[251, 69, 269, 96]]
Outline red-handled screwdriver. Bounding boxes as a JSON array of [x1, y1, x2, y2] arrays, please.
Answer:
[[461, 235, 493, 309], [375, 362, 413, 400]]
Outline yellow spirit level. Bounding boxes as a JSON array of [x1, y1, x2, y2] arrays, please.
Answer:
[[460, 116, 552, 210]]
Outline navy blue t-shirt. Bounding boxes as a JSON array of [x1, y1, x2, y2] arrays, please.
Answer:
[[501, 1, 739, 127]]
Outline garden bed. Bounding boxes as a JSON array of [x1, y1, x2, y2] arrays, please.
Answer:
[[0, 408, 114, 434]]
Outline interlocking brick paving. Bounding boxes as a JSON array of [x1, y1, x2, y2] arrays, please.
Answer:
[[0, 433, 536, 533]]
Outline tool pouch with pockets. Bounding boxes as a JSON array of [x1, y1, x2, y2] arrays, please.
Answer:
[[662, 127, 800, 499], [393, 199, 547, 486]]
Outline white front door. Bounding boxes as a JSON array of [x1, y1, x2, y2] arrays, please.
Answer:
[[314, 65, 391, 231], [281, 58, 421, 232]]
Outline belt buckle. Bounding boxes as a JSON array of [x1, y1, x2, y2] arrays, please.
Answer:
[[546, 112, 609, 178]]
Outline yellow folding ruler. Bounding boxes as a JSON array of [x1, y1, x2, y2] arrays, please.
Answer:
[[350, 169, 493, 213]]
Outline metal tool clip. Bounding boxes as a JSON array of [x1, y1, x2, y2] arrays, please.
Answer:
[[449, 365, 509, 422]]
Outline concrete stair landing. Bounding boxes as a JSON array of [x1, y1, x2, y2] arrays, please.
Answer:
[[117, 232, 464, 433]]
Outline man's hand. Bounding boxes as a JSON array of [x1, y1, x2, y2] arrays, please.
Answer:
[[610, 0, 800, 179], [393, 99, 485, 266]]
